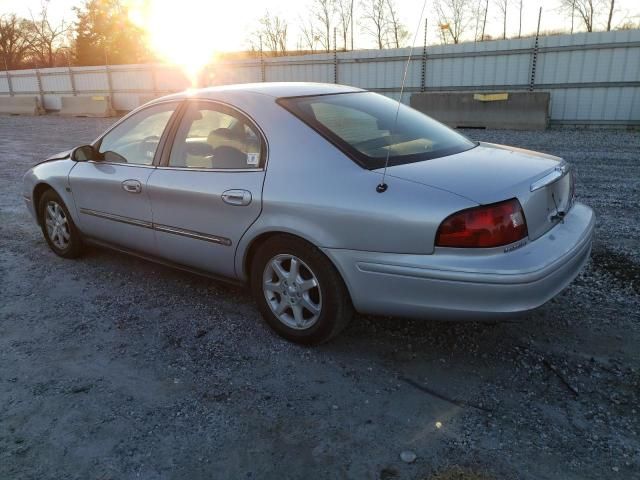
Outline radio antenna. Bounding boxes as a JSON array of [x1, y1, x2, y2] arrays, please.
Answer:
[[376, 0, 428, 193]]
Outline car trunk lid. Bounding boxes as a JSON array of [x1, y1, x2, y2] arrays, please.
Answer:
[[381, 142, 574, 241]]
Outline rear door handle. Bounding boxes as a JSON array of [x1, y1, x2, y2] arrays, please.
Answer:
[[122, 179, 142, 194], [222, 189, 252, 206]]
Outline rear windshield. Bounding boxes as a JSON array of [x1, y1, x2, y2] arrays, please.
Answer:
[[278, 91, 476, 169]]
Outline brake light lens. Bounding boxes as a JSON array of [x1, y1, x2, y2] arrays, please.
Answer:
[[435, 198, 528, 248]]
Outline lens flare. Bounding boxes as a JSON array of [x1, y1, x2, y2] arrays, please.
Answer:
[[126, 0, 232, 85]]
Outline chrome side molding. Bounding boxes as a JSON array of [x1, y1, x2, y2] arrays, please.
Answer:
[[154, 223, 232, 246], [79, 208, 152, 229], [79, 208, 231, 246]]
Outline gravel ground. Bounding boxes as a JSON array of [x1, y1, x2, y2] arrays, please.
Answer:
[[1, 115, 639, 480]]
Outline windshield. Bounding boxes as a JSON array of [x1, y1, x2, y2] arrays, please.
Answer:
[[278, 91, 476, 169]]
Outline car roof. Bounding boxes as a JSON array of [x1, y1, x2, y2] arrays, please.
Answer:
[[160, 82, 364, 102]]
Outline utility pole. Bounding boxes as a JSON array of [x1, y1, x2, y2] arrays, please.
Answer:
[[3, 54, 14, 96], [529, 7, 542, 92], [333, 27, 338, 83], [259, 35, 266, 82], [421, 18, 427, 92]]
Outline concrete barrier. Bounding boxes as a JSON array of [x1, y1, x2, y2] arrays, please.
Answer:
[[0, 96, 44, 115], [410, 91, 550, 130], [59, 95, 115, 117]]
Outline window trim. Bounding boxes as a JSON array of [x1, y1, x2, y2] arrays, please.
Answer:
[[277, 92, 477, 170], [90, 100, 183, 168], [158, 98, 269, 172]]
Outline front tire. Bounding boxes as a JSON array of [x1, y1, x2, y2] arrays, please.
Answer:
[[38, 189, 83, 258], [250, 235, 353, 345]]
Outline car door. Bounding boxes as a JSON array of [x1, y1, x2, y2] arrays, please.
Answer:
[[69, 101, 180, 253], [146, 100, 267, 279]]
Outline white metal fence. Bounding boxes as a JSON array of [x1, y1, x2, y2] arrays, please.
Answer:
[[1, 29, 639, 126]]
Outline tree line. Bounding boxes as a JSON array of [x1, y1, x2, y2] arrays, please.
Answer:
[[434, 0, 627, 45], [1, 0, 637, 70], [0, 0, 150, 70], [253, 0, 635, 56]]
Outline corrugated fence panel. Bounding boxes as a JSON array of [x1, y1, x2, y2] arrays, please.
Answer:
[[0, 30, 638, 124], [41, 72, 73, 93], [8, 70, 39, 94], [209, 64, 258, 85], [74, 71, 110, 93], [111, 68, 154, 92], [154, 66, 190, 91], [0, 75, 8, 92]]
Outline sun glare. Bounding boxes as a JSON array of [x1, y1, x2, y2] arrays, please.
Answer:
[[126, 0, 233, 85]]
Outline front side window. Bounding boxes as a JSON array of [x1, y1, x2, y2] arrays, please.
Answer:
[[98, 102, 178, 165], [278, 92, 476, 169], [169, 102, 263, 169]]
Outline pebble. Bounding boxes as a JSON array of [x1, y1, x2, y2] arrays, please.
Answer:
[[400, 451, 417, 463]]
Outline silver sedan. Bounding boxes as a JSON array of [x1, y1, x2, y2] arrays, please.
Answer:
[[22, 83, 595, 344]]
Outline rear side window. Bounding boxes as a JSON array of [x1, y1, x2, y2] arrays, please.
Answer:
[[278, 92, 476, 169], [168, 102, 263, 169]]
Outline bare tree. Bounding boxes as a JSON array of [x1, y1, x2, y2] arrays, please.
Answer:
[[360, 0, 387, 49], [336, 0, 353, 50], [481, 0, 489, 40], [518, 0, 523, 37], [618, 15, 640, 30], [472, 0, 488, 41], [386, 0, 408, 48], [560, 0, 597, 32], [313, 0, 335, 52], [434, 0, 473, 44], [494, 0, 509, 39], [27, 2, 69, 67], [606, 0, 615, 31], [299, 16, 318, 52], [0, 14, 33, 69], [256, 13, 288, 55]]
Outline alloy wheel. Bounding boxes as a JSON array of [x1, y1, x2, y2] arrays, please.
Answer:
[[44, 201, 71, 250], [262, 254, 322, 330]]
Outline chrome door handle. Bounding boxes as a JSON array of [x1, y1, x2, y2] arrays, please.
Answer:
[[122, 179, 142, 194], [221, 189, 252, 206]]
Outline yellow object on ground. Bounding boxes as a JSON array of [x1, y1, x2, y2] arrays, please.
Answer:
[[473, 93, 509, 102]]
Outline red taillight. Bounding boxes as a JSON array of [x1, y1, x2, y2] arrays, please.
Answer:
[[435, 199, 528, 248]]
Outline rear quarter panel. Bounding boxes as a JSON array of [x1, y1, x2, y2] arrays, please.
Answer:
[[232, 98, 477, 279]]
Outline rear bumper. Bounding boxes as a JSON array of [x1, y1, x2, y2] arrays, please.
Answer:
[[323, 202, 595, 320]]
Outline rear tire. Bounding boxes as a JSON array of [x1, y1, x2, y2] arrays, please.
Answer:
[[250, 235, 353, 345], [38, 189, 83, 259]]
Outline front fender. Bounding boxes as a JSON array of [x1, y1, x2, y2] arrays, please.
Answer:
[[23, 159, 78, 225]]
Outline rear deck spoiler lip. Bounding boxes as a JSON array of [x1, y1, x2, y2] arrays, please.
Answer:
[[530, 161, 571, 192]]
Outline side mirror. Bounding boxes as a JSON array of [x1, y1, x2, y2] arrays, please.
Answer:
[[70, 145, 97, 162]]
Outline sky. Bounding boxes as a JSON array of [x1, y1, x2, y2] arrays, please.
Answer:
[[1, 0, 639, 53]]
